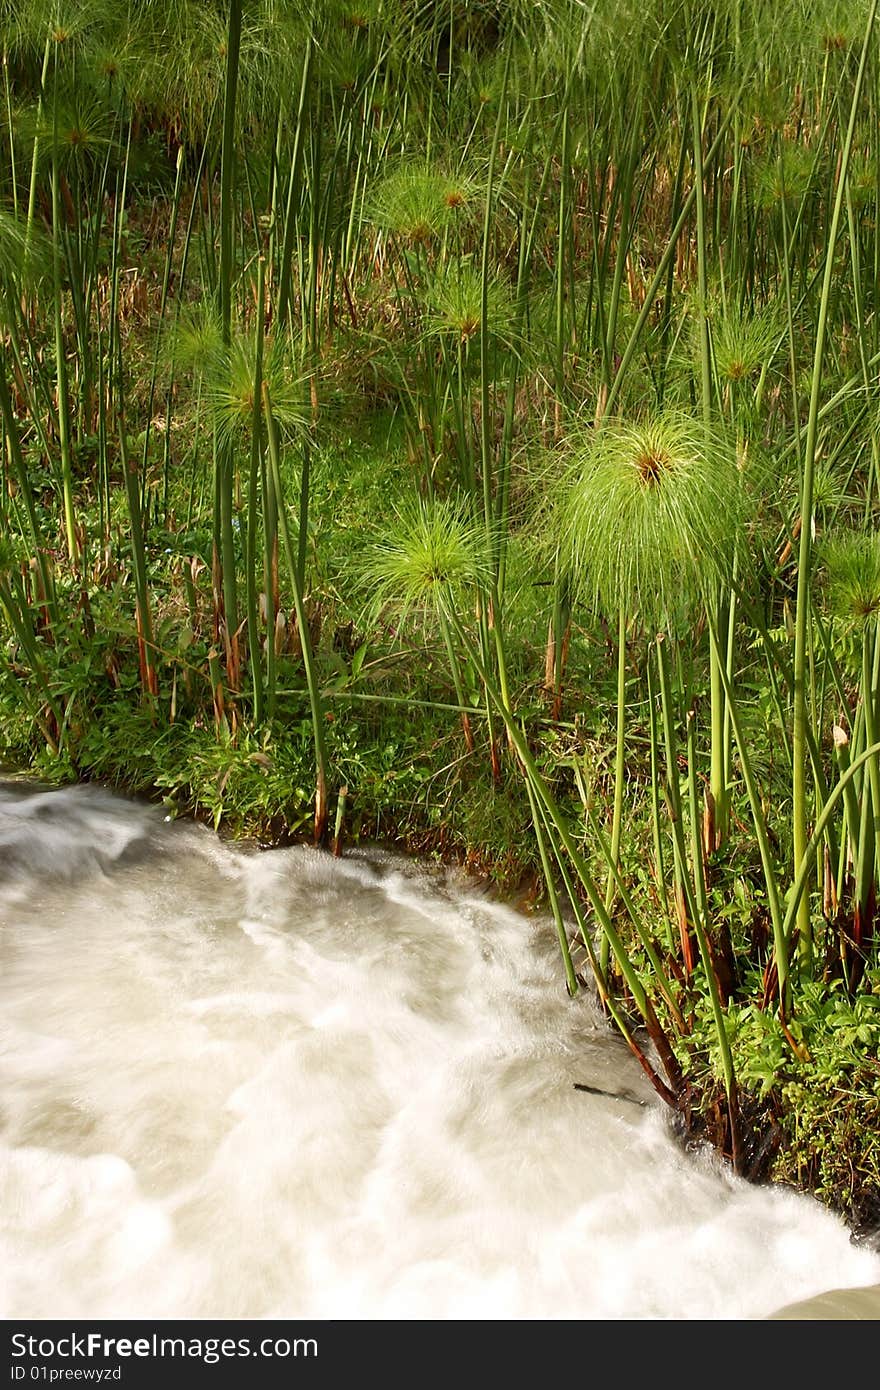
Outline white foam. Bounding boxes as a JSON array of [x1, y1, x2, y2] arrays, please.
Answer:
[[1, 782, 877, 1319]]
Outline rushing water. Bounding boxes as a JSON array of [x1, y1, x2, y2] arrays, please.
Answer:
[[1, 781, 878, 1320]]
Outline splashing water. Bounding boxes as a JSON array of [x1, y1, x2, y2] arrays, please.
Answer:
[[1, 782, 877, 1320]]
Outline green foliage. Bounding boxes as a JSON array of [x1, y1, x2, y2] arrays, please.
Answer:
[[422, 259, 516, 350], [1, 0, 880, 1218], [559, 414, 744, 628], [364, 494, 491, 626], [822, 533, 880, 626], [710, 302, 782, 386], [0, 207, 49, 294], [368, 165, 477, 246], [734, 972, 880, 1220]]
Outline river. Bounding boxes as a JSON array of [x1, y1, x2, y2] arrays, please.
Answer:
[[1, 781, 878, 1319]]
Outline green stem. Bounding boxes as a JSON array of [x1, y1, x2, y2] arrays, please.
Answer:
[[246, 260, 266, 726], [707, 611, 788, 1012], [217, 0, 244, 682], [525, 776, 578, 996], [264, 382, 329, 843], [51, 80, 77, 566], [601, 607, 627, 970]]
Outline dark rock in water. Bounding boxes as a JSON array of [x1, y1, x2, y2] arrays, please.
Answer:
[[573, 1082, 647, 1107]]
